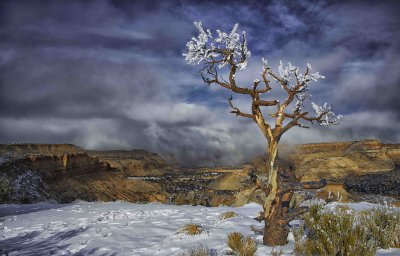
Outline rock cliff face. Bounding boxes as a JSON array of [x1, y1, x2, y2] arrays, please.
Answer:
[[279, 140, 396, 182], [87, 149, 171, 176], [1, 140, 399, 206], [384, 143, 400, 165], [251, 140, 399, 202], [0, 143, 84, 155], [0, 145, 166, 204]]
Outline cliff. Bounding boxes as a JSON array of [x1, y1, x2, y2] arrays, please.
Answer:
[[0, 151, 164, 204], [0, 143, 84, 156], [1, 140, 399, 206], [279, 139, 396, 182], [87, 149, 171, 176], [384, 143, 400, 165]]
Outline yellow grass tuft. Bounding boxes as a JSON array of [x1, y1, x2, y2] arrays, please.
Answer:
[[227, 232, 257, 256], [218, 211, 237, 221], [178, 223, 205, 235]]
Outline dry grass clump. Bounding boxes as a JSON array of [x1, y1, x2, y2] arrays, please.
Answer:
[[294, 205, 400, 255], [178, 223, 205, 235], [227, 232, 257, 256], [218, 211, 237, 221], [179, 245, 210, 256]]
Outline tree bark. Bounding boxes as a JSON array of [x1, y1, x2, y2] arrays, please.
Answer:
[[264, 217, 289, 245], [262, 139, 279, 220], [261, 140, 297, 245], [262, 139, 289, 245]]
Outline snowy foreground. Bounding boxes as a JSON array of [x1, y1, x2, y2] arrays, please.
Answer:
[[0, 201, 399, 256]]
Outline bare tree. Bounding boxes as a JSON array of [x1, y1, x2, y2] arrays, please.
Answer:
[[183, 22, 342, 245]]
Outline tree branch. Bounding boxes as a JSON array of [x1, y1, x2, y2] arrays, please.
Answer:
[[228, 95, 255, 119], [257, 67, 272, 94], [283, 206, 309, 223], [228, 65, 253, 95], [255, 99, 279, 107], [279, 179, 327, 196]]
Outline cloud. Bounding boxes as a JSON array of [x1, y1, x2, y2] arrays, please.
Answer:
[[0, 0, 399, 166]]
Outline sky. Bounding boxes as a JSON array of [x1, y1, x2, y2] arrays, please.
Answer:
[[0, 0, 399, 166]]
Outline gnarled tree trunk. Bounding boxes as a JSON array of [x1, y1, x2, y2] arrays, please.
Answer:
[[262, 139, 294, 245], [258, 144, 327, 245]]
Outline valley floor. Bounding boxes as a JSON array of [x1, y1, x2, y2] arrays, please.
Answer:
[[0, 201, 399, 256]]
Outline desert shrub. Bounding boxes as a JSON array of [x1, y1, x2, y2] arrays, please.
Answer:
[[218, 211, 237, 221], [179, 245, 210, 256], [362, 207, 400, 249], [227, 232, 257, 256], [178, 223, 205, 235], [294, 205, 377, 256]]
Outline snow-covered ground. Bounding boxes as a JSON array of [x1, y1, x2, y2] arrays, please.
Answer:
[[0, 201, 399, 256]]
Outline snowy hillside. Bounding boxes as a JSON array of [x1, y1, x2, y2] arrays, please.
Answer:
[[0, 201, 399, 255]]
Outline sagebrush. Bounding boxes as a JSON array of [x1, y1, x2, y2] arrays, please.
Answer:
[[294, 205, 400, 256]]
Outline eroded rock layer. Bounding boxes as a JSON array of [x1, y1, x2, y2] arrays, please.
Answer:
[[280, 140, 396, 182], [1, 140, 399, 205]]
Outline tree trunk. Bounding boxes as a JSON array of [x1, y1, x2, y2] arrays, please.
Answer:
[[262, 140, 279, 219], [257, 138, 326, 245], [264, 216, 289, 245], [262, 139, 294, 245]]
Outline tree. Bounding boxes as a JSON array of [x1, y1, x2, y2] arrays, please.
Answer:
[[183, 22, 342, 246]]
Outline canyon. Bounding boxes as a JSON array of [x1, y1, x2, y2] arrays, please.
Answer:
[[0, 140, 399, 206]]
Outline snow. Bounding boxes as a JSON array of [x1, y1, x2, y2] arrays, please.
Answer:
[[311, 102, 343, 125], [0, 201, 398, 255], [183, 22, 250, 71], [325, 201, 387, 212], [0, 202, 291, 255]]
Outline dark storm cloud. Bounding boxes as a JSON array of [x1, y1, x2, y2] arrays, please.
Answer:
[[1, 0, 399, 166]]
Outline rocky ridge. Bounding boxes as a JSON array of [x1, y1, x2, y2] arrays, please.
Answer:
[[1, 140, 399, 205], [280, 139, 396, 182]]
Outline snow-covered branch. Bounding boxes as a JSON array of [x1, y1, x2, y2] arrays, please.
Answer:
[[183, 22, 251, 71], [183, 21, 342, 137], [311, 102, 343, 126]]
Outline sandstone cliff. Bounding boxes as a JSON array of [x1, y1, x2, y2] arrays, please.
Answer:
[[279, 139, 396, 182], [0, 151, 165, 204], [0, 143, 84, 155], [1, 140, 399, 206], [384, 143, 400, 165], [87, 149, 171, 176]]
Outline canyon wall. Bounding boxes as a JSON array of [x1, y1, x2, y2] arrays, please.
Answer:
[[280, 139, 396, 182], [87, 150, 172, 176], [0, 143, 84, 155], [1, 140, 399, 206], [384, 143, 400, 165], [0, 146, 167, 204]]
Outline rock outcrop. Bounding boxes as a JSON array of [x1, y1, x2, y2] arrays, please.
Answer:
[[384, 143, 400, 165], [0, 143, 84, 156], [87, 149, 171, 176], [279, 139, 395, 182], [1, 140, 399, 206], [0, 148, 165, 204]]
